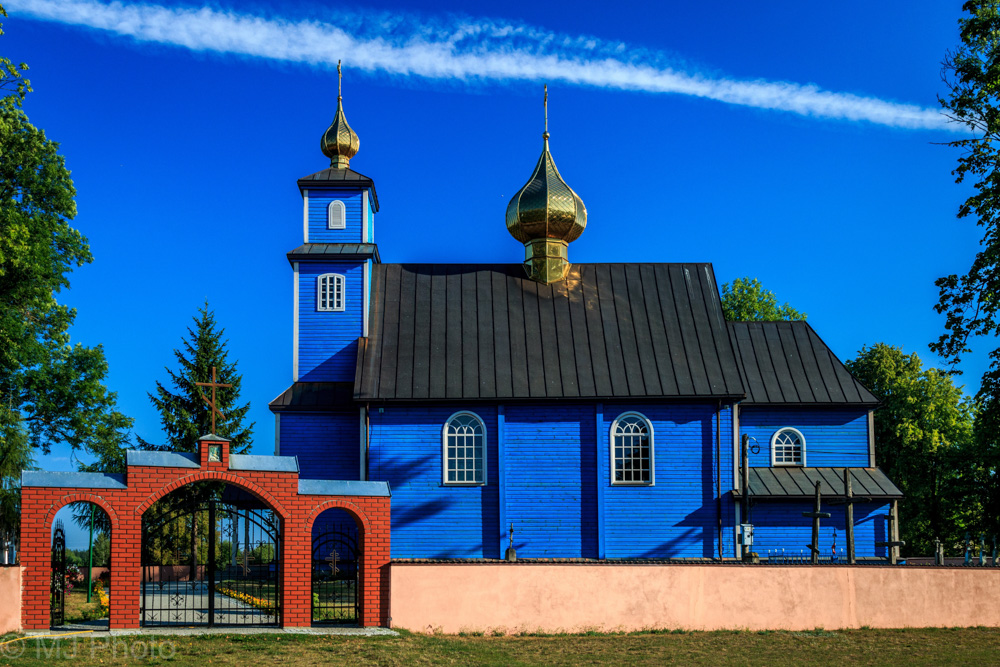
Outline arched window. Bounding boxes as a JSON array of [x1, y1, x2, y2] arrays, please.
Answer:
[[771, 427, 805, 466], [327, 200, 346, 229], [317, 273, 345, 312], [611, 412, 654, 485], [442, 412, 486, 485]]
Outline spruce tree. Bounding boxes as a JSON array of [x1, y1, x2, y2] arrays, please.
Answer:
[[138, 303, 254, 454]]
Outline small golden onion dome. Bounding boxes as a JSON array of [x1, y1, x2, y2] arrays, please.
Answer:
[[506, 88, 586, 283], [320, 61, 360, 169]]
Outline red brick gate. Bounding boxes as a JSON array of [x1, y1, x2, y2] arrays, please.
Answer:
[[19, 435, 390, 630]]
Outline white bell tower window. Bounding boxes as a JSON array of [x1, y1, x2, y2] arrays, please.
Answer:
[[328, 200, 346, 230], [318, 273, 345, 312]]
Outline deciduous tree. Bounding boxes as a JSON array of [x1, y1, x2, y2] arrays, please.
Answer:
[[720, 277, 806, 322], [0, 4, 131, 550], [846, 344, 976, 553], [933, 1, 1000, 373]]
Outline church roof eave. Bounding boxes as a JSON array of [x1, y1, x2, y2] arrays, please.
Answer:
[[297, 167, 380, 212], [286, 243, 380, 265]]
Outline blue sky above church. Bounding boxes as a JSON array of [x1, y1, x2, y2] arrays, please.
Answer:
[[6, 0, 974, 483]]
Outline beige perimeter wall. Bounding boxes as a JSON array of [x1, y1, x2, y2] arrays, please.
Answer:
[[390, 564, 1000, 634], [0, 566, 22, 634]]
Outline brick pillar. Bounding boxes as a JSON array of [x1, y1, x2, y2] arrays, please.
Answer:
[[111, 515, 141, 629], [281, 519, 311, 627], [361, 498, 391, 627], [19, 489, 49, 630]]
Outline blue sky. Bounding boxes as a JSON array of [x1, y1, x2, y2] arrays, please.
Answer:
[[2, 0, 980, 538]]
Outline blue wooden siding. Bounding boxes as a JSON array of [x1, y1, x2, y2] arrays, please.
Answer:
[[306, 188, 365, 243], [504, 405, 598, 558], [740, 407, 870, 468], [601, 404, 735, 559], [748, 502, 889, 559], [282, 399, 884, 561], [368, 406, 501, 559], [279, 411, 359, 480], [298, 261, 365, 381]]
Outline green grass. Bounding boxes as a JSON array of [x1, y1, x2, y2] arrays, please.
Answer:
[[61, 589, 108, 623], [3, 627, 1000, 666]]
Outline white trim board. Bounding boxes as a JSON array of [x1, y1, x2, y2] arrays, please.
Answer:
[[362, 190, 369, 243], [302, 190, 309, 243], [293, 261, 300, 381]]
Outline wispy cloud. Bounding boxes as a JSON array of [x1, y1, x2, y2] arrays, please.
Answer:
[[10, 0, 952, 131]]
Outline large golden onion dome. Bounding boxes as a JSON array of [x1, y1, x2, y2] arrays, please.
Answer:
[[506, 87, 587, 284], [321, 61, 360, 169]]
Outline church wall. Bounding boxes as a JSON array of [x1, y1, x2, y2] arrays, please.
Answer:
[[368, 405, 502, 559], [364, 401, 736, 560], [297, 261, 365, 382], [601, 403, 735, 559], [279, 411, 360, 480], [748, 501, 889, 559], [305, 188, 365, 243], [739, 406, 870, 467], [504, 404, 598, 558]]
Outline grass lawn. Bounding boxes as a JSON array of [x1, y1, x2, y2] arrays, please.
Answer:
[[62, 589, 107, 624], [3, 627, 1000, 666]]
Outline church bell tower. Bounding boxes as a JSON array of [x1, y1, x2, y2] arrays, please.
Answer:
[[289, 61, 378, 383]]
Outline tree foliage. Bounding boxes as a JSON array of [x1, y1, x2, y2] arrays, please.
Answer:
[[846, 344, 976, 553], [136, 303, 254, 454], [720, 277, 806, 322], [0, 5, 131, 550], [933, 0, 1000, 371]]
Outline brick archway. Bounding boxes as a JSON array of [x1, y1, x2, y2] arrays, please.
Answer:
[[135, 471, 290, 519], [20, 437, 390, 630], [42, 493, 121, 536]]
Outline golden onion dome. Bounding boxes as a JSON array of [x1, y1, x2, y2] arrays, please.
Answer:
[[506, 86, 586, 284], [504, 132, 587, 244], [320, 61, 360, 169]]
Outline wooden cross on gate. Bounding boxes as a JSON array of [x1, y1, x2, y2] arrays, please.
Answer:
[[196, 366, 232, 435]]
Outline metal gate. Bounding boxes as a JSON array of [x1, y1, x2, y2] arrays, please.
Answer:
[[311, 525, 360, 624], [50, 521, 66, 628], [141, 494, 281, 627]]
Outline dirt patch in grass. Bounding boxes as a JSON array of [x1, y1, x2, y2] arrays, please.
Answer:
[[2, 627, 1000, 666]]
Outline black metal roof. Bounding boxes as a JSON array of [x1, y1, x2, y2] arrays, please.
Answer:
[[728, 321, 878, 407], [286, 243, 380, 264], [269, 382, 355, 411], [297, 166, 380, 212], [734, 466, 902, 500], [355, 263, 746, 402]]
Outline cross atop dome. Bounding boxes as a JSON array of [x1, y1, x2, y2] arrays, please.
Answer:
[[321, 61, 360, 169]]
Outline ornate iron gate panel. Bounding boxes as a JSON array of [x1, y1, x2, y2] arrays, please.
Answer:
[[50, 522, 66, 628], [312, 525, 360, 625], [141, 498, 281, 627]]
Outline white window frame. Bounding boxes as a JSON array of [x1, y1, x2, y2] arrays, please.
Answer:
[[328, 200, 346, 230], [771, 427, 806, 466], [442, 411, 487, 486], [610, 411, 655, 486], [317, 273, 345, 312]]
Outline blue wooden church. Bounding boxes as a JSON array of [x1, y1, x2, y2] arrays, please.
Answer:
[[269, 79, 902, 562]]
